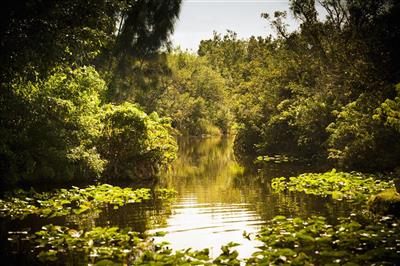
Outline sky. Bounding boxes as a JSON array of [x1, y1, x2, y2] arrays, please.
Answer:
[[171, 0, 300, 51]]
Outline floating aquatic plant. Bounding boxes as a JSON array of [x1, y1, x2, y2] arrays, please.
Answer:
[[247, 215, 400, 265], [29, 224, 242, 265], [154, 188, 178, 201], [0, 184, 176, 220], [33, 225, 150, 264], [256, 154, 302, 164], [271, 169, 393, 202], [27, 216, 400, 265]]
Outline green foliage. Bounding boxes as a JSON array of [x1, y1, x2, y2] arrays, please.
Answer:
[[153, 52, 233, 135], [199, 33, 276, 152], [375, 83, 400, 132], [248, 215, 400, 265], [327, 93, 400, 170], [265, 96, 332, 157], [199, 0, 400, 171], [213, 242, 241, 266], [0, 0, 121, 82], [0, 67, 106, 185], [0, 0, 181, 186], [0, 66, 178, 185], [0, 0, 182, 87], [135, 243, 242, 265], [33, 225, 151, 264], [0, 184, 153, 219], [271, 170, 393, 203], [99, 102, 177, 180]]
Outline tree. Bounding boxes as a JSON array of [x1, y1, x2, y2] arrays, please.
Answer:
[[155, 52, 233, 135], [0, 67, 106, 186], [199, 0, 400, 171], [0, 0, 120, 82], [0, 0, 182, 97], [0, 0, 182, 186]]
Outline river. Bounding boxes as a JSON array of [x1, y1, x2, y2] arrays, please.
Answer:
[[0, 135, 352, 264], [144, 136, 350, 258]]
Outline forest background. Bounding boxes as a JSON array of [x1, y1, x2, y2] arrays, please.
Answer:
[[1, 0, 400, 188]]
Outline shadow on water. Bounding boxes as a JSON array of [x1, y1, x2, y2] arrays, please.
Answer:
[[0, 135, 353, 264]]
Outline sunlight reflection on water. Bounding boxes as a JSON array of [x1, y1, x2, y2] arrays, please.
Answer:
[[150, 193, 265, 259], [146, 136, 347, 259]]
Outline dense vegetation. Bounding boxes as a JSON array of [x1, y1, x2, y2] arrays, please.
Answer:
[[0, 0, 181, 186], [154, 53, 233, 135], [272, 169, 393, 203], [1, 0, 400, 265], [119, 52, 234, 136], [4, 0, 399, 180], [197, 0, 400, 171]]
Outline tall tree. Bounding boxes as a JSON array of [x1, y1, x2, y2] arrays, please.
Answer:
[[0, 0, 182, 85]]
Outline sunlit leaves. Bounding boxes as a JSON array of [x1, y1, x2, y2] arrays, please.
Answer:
[[271, 169, 393, 203], [1, 66, 178, 185], [375, 83, 400, 132], [31, 224, 245, 265], [33, 225, 148, 263], [248, 215, 400, 265], [0, 184, 153, 219], [99, 102, 177, 180], [1, 66, 107, 184]]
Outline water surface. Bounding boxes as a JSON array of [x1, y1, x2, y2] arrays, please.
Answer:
[[146, 136, 350, 258], [0, 136, 352, 264]]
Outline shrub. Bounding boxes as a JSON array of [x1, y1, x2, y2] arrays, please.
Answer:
[[0, 67, 106, 186], [0, 66, 177, 186], [99, 102, 177, 180], [327, 93, 400, 171]]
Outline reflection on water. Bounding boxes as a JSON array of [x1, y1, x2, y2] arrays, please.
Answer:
[[152, 202, 264, 258], [148, 136, 351, 258], [0, 136, 352, 264]]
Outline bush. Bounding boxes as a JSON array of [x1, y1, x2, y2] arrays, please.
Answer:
[[0, 67, 106, 186], [99, 102, 177, 180], [327, 93, 400, 171], [0, 67, 177, 186], [375, 83, 400, 132]]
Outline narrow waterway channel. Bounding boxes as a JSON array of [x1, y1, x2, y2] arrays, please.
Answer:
[[145, 136, 351, 258], [0, 136, 352, 264]]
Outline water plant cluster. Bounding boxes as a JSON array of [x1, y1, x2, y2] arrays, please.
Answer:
[[2, 184, 180, 265], [271, 169, 393, 202], [2, 173, 400, 265], [33, 225, 151, 264], [23, 215, 400, 265], [0, 185, 179, 220], [31, 224, 243, 265], [256, 155, 302, 164], [248, 215, 400, 265]]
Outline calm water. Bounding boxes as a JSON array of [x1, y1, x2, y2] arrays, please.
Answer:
[[0, 136, 352, 264], [147, 136, 350, 258]]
